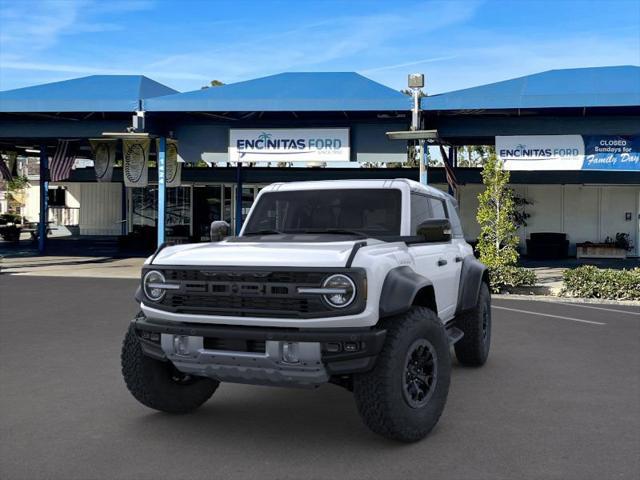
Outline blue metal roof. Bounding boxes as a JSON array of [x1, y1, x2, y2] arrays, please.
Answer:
[[422, 66, 640, 111], [0, 75, 178, 113], [145, 72, 411, 112]]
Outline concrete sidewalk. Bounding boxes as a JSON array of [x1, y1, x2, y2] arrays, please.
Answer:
[[0, 255, 144, 278]]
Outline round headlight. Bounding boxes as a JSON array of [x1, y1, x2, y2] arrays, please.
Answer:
[[143, 270, 166, 302], [322, 274, 356, 308]]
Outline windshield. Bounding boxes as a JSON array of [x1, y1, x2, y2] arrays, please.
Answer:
[[242, 189, 402, 237]]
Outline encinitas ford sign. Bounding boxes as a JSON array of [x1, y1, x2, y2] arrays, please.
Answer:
[[497, 135, 640, 171], [496, 135, 585, 170], [229, 128, 350, 162]]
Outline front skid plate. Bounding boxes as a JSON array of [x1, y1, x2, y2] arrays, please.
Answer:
[[161, 334, 330, 388]]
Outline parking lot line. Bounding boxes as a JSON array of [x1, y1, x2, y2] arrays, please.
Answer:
[[556, 302, 640, 316], [493, 305, 606, 326]]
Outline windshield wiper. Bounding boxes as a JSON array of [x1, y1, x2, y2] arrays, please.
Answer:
[[243, 229, 285, 236], [296, 228, 368, 238]]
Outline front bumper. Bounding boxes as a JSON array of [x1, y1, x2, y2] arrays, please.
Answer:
[[133, 315, 386, 388]]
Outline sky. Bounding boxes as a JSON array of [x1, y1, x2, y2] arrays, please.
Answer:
[[0, 0, 639, 94]]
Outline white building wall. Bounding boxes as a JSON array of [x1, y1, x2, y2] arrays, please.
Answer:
[[456, 183, 640, 257], [23, 182, 40, 222], [78, 182, 122, 235], [562, 186, 599, 254], [599, 187, 639, 254], [64, 184, 81, 208]]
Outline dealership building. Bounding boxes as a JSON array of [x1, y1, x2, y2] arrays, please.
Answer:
[[1, 66, 639, 257]]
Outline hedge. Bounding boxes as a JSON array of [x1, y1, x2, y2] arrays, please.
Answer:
[[561, 266, 640, 300], [488, 265, 537, 294]]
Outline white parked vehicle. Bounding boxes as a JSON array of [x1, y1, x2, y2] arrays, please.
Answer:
[[122, 179, 491, 442]]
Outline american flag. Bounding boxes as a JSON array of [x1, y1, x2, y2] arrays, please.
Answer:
[[439, 145, 458, 193], [49, 140, 78, 182], [0, 156, 12, 181]]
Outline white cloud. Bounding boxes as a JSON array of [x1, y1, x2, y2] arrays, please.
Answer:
[[360, 56, 459, 74], [135, 1, 484, 90], [0, 0, 153, 56], [0, 59, 209, 82], [417, 30, 640, 94]]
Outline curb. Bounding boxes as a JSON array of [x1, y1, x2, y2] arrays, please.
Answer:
[[493, 293, 640, 307]]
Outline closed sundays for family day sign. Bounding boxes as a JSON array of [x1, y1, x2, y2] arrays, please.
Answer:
[[497, 135, 640, 171], [229, 128, 350, 162]]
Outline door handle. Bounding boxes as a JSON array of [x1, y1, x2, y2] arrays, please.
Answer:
[[455, 256, 463, 263], [437, 259, 447, 267]]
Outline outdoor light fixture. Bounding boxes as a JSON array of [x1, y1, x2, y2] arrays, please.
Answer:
[[408, 73, 425, 89], [386, 130, 440, 141], [101, 132, 151, 139], [132, 110, 145, 131]]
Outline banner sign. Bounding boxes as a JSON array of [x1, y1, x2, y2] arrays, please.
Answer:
[[582, 136, 640, 171], [123, 138, 149, 187], [229, 128, 350, 163], [90, 139, 116, 182], [497, 135, 640, 171], [156, 138, 181, 187], [496, 135, 585, 170]]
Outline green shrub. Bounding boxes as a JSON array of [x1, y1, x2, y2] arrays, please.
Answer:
[[561, 265, 640, 300], [488, 265, 537, 293]]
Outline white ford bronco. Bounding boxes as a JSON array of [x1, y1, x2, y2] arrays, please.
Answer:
[[122, 179, 491, 442]]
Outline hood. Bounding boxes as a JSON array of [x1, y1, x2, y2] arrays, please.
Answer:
[[151, 239, 369, 268]]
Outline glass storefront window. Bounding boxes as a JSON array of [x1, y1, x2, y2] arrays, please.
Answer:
[[131, 187, 157, 229], [130, 186, 191, 240], [128, 183, 266, 242], [166, 187, 191, 241], [224, 186, 233, 226]]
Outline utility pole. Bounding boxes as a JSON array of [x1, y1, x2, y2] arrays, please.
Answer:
[[408, 73, 426, 185]]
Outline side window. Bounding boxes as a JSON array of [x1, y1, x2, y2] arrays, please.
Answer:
[[410, 194, 432, 234], [428, 198, 447, 220], [446, 199, 464, 238]]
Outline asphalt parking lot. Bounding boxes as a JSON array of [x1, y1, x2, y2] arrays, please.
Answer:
[[1, 276, 639, 480]]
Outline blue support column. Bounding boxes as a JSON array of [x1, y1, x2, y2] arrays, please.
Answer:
[[38, 145, 48, 254], [235, 162, 243, 235], [157, 137, 166, 246]]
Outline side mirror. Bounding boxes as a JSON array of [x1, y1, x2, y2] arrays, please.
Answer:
[[210, 220, 230, 242], [416, 218, 452, 243]]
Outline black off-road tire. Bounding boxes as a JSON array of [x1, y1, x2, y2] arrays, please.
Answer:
[[353, 306, 451, 442], [454, 282, 491, 366], [121, 325, 219, 413]]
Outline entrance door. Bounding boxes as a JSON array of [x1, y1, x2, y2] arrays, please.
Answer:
[[193, 186, 225, 242]]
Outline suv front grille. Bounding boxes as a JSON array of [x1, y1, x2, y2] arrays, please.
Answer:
[[146, 267, 366, 319]]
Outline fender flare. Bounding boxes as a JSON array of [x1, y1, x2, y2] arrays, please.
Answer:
[[455, 255, 489, 315], [134, 285, 143, 303], [379, 266, 436, 318]]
